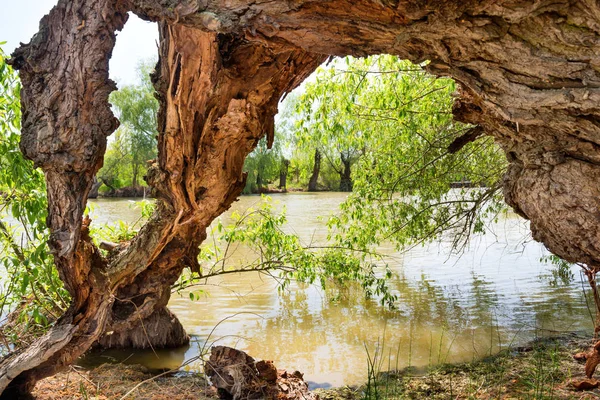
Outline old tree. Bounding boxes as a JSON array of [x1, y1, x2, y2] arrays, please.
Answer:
[[1, 0, 600, 396]]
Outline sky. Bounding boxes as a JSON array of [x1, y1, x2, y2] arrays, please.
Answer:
[[0, 0, 159, 87]]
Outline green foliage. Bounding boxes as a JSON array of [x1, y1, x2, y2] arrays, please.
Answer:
[[298, 55, 508, 253], [241, 92, 311, 193], [99, 60, 158, 190], [296, 59, 371, 191], [540, 254, 575, 287], [90, 200, 155, 245], [175, 196, 398, 307], [242, 137, 281, 193], [274, 93, 315, 189], [180, 56, 509, 310], [0, 45, 68, 345], [359, 337, 571, 400]]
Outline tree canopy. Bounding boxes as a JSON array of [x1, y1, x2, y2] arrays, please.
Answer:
[[292, 55, 507, 252]]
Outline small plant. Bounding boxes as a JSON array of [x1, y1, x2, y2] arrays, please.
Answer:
[[78, 382, 89, 400], [363, 341, 383, 400], [519, 340, 563, 400], [174, 196, 398, 308], [362, 335, 407, 400]]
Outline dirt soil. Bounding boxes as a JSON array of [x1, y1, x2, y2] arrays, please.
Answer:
[[32, 364, 216, 400]]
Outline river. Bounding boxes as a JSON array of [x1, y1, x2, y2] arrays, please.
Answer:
[[81, 192, 593, 388]]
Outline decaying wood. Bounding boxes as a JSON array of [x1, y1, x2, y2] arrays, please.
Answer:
[[571, 378, 600, 391], [205, 346, 317, 400], [5, 0, 600, 395]]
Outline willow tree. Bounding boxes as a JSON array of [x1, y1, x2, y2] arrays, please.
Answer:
[[102, 61, 158, 190], [299, 55, 506, 253], [297, 59, 372, 192], [3, 0, 600, 396]]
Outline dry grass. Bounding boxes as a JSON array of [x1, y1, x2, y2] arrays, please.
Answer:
[[32, 364, 216, 400]]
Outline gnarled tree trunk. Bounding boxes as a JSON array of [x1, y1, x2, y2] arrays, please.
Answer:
[[4, 0, 600, 395], [1, 1, 323, 395]]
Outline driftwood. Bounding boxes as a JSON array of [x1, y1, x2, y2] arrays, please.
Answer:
[[205, 346, 318, 400], [585, 341, 600, 379]]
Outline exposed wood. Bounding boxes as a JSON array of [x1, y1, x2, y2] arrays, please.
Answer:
[[585, 341, 600, 378], [98, 22, 325, 350], [205, 346, 317, 400]]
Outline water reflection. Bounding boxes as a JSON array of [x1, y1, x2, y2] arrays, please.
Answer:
[[83, 193, 593, 387]]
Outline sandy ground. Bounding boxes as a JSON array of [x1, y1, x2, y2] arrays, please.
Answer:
[[32, 364, 215, 400]]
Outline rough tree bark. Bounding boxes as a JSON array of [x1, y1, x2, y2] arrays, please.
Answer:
[[5, 0, 600, 395], [1, 0, 323, 395]]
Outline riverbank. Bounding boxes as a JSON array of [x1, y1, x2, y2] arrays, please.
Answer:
[[342, 333, 594, 400], [31, 333, 599, 399]]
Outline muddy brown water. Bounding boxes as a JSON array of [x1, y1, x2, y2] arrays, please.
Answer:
[[81, 192, 592, 388]]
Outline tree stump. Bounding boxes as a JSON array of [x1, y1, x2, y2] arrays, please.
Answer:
[[205, 346, 318, 400]]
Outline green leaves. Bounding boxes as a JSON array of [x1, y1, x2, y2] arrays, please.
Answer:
[[242, 137, 281, 193], [100, 59, 158, 190], [296, 55, 507, 254], [177, 196, 397, 307], [90, 200, 155, 245], [208, 55, 507, 310]]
